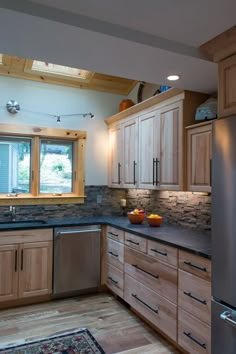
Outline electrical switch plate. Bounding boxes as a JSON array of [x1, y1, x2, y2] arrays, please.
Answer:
[[97, 195, 102, 204]]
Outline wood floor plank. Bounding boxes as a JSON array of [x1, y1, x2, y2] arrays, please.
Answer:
[[0, 292, 181, 353]]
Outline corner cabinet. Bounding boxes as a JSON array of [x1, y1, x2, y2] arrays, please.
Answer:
[[106, 89, 208, 190], [0, 228, 53, 304], [186, 121, 212, 192]]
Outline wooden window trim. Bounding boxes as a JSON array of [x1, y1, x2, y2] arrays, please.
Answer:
[[0, 123, 86, 205]]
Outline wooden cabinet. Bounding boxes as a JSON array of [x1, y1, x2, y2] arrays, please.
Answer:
[[105, 228, 212, 354], [108, 123, 123, 188], [106, 226, 125, 298], [218, 53, 236, 118], [158, 101, 182, 190], [18, 241, 52, 298], [0, 228, 53, 304], [187, 121, 212, 192], [124, 236, 178, 342], [123, 117, 139, 188], [106, 89, 208, 190], [138, 109, 159, 189], [178, 250, 211, 353], [0, 244, 19, 302]]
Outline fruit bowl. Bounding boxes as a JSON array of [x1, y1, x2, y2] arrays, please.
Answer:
[[127, 212, 145, 224], [146, 215, 163, 227]]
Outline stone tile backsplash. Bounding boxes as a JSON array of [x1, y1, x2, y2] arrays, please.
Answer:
[[0, 186, 211, 230]]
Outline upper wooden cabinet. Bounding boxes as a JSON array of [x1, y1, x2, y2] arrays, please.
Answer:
[[200, 27, 236, 118], [106, 89, 208, 190], [108, 123, 123, 188], [186, 121, 212, 192], [218, 54, 236, 118]]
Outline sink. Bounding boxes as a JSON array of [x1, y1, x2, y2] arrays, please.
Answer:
[[0, 220, 47, 226]]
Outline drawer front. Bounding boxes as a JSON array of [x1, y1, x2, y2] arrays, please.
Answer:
[[179, 250, 211, 281], [106, 263, 124, 298], [107, 238, 124, 271], [0, 228, 53, 245], [178, 270, 211, 325], [178, 308, 211, 354], [147, 240, 178, 267], [107, 226, 124, 244], [125, 232, 147, 253], [125, 246, 177, 304], [125, 274, 177, 342]]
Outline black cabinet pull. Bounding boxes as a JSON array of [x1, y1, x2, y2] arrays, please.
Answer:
[[152, 158, 155, 185], [132, 264, 159, 279], [132, 293, 158, 314], [183, 332, 206, 349], [133, 160, 137, 185], [184, 291, 207, 305], [184, 261, 207, 272], [108, 276, 118, 284], [155, 158, 159, 185], [21, 249, 24, 271], [108, 232, 118, 237], [15, 250, 17, 272], [118, 163, 121, 184], [210, 158, 212, 187], [150, 248, 167, 256], [126, 239, 139, 245], [108, 251, 118, 258]]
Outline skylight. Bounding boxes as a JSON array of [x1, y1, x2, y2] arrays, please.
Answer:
[[31, 60, 92, 80]]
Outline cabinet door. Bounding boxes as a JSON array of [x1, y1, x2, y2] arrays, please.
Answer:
[[19, 241, 52, 298], [219, 54, 236, 118], [0, 244, 19, 302], [108, 124, 123, 187], [187, 123, 212, 192], [138, 110, 160, 189], [122, 118, 138, 188], [158, 101, 182, 190]]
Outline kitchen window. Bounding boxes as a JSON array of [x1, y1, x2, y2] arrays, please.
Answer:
[[0, 123, 86, 205]]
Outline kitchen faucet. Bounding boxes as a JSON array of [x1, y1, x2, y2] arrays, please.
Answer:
[[9, 206, 16, 221]]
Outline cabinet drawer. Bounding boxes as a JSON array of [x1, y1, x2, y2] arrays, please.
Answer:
[[125, 274, 177, 342], [125, 232, 147, 253], [107, 238, 124, 271], [178, 270, 211, 325], [179, 250, 211, 281], [106, 263, 124, 298], [178, 308, 211, 354], [0, 228, 53, 245], [125, 246, 177, 303], [107, 226, 124, 244], [147, 240, 178, 267]]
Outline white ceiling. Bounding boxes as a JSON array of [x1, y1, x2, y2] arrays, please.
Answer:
[[0, 0, 234, 93]]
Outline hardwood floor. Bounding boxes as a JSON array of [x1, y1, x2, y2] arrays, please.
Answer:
[[0, 292, 181, 353]]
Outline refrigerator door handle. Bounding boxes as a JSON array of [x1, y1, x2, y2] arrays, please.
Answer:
[[220, 311, 236, 327]]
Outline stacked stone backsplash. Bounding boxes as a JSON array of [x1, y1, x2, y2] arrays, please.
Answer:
[[0, 186, 126, 222], [126, 190, 211, 231], [0, 186, 211, 230]]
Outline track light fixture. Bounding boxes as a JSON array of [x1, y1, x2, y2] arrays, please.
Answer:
[[5, 100, 94, 122]]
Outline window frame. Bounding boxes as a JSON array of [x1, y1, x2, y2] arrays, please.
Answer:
[[0, 123, 86, 205]]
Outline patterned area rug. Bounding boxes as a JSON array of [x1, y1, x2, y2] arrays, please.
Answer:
[[0, 328, 105, 354]]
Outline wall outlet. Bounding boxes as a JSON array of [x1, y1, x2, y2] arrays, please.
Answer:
[[97, 195, 102, 204]]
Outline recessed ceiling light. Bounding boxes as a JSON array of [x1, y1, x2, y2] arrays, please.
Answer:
[[167, 75, 180, 81]]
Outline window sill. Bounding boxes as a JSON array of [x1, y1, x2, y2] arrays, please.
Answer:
[[0, 195, 86, 205]]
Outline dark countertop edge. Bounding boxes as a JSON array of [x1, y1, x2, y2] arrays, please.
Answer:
[[0, 218, 211, 259]]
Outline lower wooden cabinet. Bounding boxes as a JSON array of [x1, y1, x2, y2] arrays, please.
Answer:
[[0, 244, 19, 302], [125, 274, 177, 341], [0, 228, 53, 303], [105, 229, 212, 354], [178, 308, 211, 354]]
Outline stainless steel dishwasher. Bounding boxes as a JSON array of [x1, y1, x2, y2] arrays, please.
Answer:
[[53, 225, 101, 297]]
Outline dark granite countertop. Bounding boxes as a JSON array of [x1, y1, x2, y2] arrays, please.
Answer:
[[0, 216, 211, 259]]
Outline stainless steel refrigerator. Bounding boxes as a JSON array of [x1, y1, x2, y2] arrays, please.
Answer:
[[212, 116, 236, 353]]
